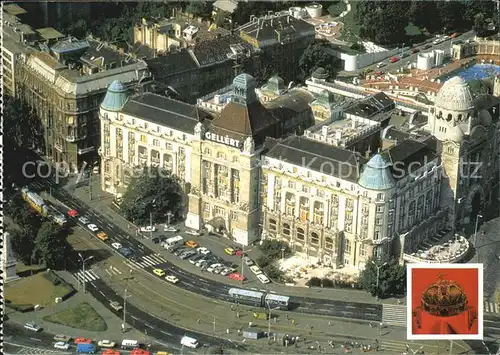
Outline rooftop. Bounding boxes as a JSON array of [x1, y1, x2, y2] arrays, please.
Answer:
[[36, 27, 64, 41], [343, 92, 395, 119], [121, 93, 208, 134], [3, 3, 27, 16], [264, 136, 364, 182], [305, 116, 380, 148]]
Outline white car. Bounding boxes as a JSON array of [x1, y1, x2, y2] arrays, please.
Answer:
[[197, 247, 210, 255], [257, 274, 270, 284], [87, 224, 99, 232], [78, 216, 90, 224], [185, 229, 202, 236], [97, 340, 116, 348], [207, 263, 222, 273], [140, 226, 156, 232], [111, 242, 122, 250], [220, 267, 234, 276], [196, 259, 208, 267], [24, 322, 41, 332], [165, 275, 179, 284], [53, 342, 70, 350], [164, 225, 178, 232], [250, 265, 262, 275]]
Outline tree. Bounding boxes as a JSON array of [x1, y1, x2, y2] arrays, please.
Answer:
[[186, 1, 211, 17], [34, 222, 69, 269], [357, 1, 409, 45], [259, 239, 291, 260], [6, 194, 43, 232], [298, 39, 340, 82], [359, 256, 406, 298], [9, 228, 36, 264], [120, 166, 185, 226]]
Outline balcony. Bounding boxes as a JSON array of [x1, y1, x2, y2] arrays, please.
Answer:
[[151, 156, 160, 164], [54, 143, 64, 152], [78, 146, 95, 155], [65, 134, 87, 142]]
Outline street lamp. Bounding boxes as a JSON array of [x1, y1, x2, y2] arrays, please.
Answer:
[[122, 275, 133, 333], [266, 302, 279, 342], [281, 247, 286, 260], [77, 253, 93, 294], [165, 211, 173, 227], [474, 213, 483, 262], [370, 260, 388, 299], [149, 199, 156, 239]]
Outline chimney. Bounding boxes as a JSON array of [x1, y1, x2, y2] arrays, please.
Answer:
[[20, 30, 24, 42]]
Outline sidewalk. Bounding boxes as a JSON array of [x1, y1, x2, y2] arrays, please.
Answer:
[[6, 270, 144, 342], [62, 177, 402, 305]]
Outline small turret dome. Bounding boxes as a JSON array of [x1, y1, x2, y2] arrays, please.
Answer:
[[358, 154, 395, 190], [312, 67, 328, 80], [101, 80, 129, 112], [233, 73, 256, 89], [446, 125, 465, 143], [478, 110, 492, 126]]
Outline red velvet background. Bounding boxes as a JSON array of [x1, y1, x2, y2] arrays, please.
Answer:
[[411, 267, 479, 335]]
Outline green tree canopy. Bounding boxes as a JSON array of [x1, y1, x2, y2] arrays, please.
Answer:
[[10, 228, 36, 265], [186, 1, 211, 17], [357, 1, 408, 45], [298, 39, 340, 82], [259, 239, 292, 260], [34, 222, 69, 269], [120, 166, 185, 226], [359, 256, 406, 299]]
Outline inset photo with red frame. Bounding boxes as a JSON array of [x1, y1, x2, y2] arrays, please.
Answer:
[[407, 263, 483, 340]]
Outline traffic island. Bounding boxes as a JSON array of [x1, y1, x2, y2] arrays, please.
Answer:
[[5, 270, 74, 312], [43, 302, 108, 331]]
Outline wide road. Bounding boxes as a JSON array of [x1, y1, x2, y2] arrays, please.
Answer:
[[28, 177, 383, 323], [363, 30, 476, 73]]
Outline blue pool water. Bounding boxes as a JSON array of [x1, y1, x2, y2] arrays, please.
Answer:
[[439, 64, 500, 82]]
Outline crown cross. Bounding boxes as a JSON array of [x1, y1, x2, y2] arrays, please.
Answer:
[[437, 272, 447, 281]]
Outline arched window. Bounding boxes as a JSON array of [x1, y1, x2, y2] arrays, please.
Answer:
[[296, 227, 305, 241], [457, 114, 462, 121], [204, 148, 211, 155], [325, 237, 333, 250], [446, 113, 453, 122], [310, 232, 319, 245], [283, 223, 291, 236], [268, 219, 277, 232]]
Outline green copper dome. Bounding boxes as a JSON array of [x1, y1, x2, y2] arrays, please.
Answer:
[[101, 80, 129, 112], [358, 154, 396, 190]]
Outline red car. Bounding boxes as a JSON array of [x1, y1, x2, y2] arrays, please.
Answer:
[[234, 249, 244, 257], [131, 349, 149, 355], [412, 48, 420, 54], [102, 350, 120, 355], [389, 56, 400, 63], [451, 32, 459, 38], [67, 209, 79, 217], [74, 337, 92, 344], [228, 273, 246, 281]]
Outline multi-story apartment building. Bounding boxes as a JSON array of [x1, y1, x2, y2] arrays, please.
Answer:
[[99, 73, 315, 245], [238, 12, 315, 82], [15, 36, 149, 171]]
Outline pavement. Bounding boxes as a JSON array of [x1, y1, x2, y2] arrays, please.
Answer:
[[61, 174, 403, 306]]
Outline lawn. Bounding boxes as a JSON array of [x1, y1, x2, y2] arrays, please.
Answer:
[[44, 302, 108, 331], [5, 272, 73, 307], [338, 0, 360, 43]]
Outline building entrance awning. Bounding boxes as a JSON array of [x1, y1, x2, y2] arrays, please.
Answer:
[[206, 216, 226, 233]]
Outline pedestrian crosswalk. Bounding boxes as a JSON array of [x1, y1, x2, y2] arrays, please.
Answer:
[[382, 304, 406, 327], [127, 254, 167, 269], [72, 269, 100, 283], [484, 301, 500, 314]]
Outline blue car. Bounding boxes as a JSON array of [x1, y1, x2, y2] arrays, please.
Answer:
[[118, 247, 132, 258]]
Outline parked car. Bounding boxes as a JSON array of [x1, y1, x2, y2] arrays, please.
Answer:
[[180, 250, 197, 260], [74, 337, 92, 344], [54, 342, 70, 350], [169, 245, 184, 253], [243, 256, 254, 266], [153, 268, 166, 277], [228, 273, 245, 281], [96, 231, 108, 241], [78, 216, 90, 224], [54, 334, 72, 342], [197, 247, 210, 255], [207, 263, 223, 273], [224, 248, 235, 255], [165, 275, 179, 284], [174, 247, 188, 256], [118, 247, 132, 258], [131, 349, 150, 355], [87, 224, 99, 232], [214, 265, 226, 274], [190, 254, 205, 264], [112, 242, 122, 250], [196, 258, 208, 267], [424, 44, 432, 49], [220, 267, 234, 276], [140, 226, 156, 232], [110, 301, 123, 312], [185, 229, 202, 236], [164, 225, 178, 232], [98, 340, 116, 348], [257, 274, 271, 284], [234, 249, 244, 257], [67, 209, 79, 217], [249, 265, 262, 275], [102, 350, 120, 355], [24, 322, 42, 332], [185, 240, 199, 248], [152, 237, 160, 244], [412, 48, 420, 53]]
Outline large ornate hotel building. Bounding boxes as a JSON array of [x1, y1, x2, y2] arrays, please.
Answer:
[[99, 71, 499, 270]]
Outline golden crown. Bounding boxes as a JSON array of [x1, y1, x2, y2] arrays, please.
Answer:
[[420, 273, 468, 317]]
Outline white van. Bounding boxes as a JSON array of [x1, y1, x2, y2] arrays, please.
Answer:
[[121, 339, 139, 350], [181, 335, 199, 349], [165, 235, 184, 249]]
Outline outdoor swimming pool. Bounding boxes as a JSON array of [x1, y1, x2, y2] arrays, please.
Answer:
[[439, 64, 500, 82]]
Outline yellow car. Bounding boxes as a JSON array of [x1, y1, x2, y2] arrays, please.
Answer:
[[96, 232, 108, 241], [185, 240, 199, 248], [224, 248, 235, 255], [153, 268, 165, 277]]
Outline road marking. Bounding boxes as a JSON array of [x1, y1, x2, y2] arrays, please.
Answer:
[[145, 323, 154, 329], [130, 315, 139, 320], [29, 338, 42, 342], [345, 306, 356, 309], [107, 223, 114, 228], [105, 270, 112, 277], [124, 261, 141, 271], [99, 291, 106, 297], [90, 281, 97, 288], [160, 330, 172, 336], [111, 266, 122, 274]]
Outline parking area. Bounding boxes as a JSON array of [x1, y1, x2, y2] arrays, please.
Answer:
[[136, 223, 269, 285]]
